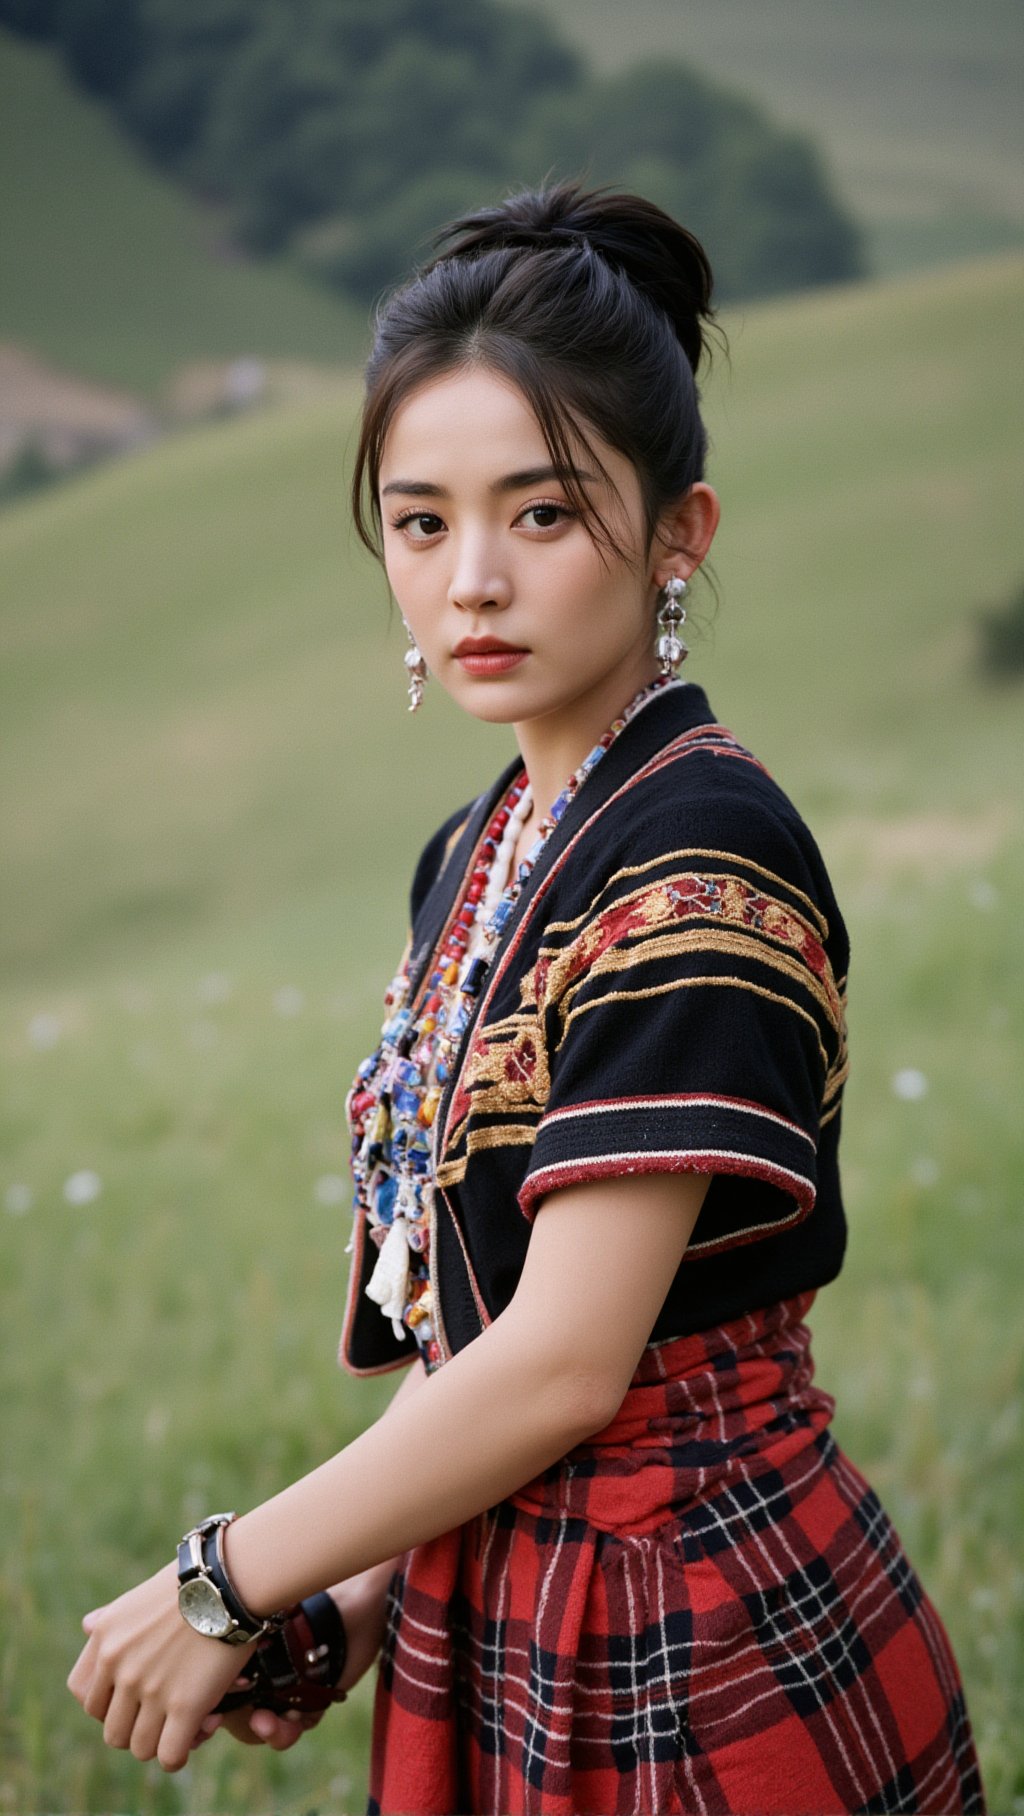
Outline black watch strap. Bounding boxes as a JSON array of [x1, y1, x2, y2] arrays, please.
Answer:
[[202, 1525, 279, 1640]]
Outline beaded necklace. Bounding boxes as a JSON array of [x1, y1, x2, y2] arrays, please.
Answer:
[[345, 672, 678, 1369]]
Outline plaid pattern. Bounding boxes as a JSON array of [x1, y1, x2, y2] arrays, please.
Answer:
[[367, 1295, 983, 1815]]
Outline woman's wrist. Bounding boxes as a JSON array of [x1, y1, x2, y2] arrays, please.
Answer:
[[218, 1512, 292, 1623]]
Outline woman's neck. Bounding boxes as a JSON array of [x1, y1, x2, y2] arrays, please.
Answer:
[[511, 652, 664, 825]]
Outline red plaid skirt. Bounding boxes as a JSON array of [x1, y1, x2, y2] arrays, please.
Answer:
[[367, 1294, 983, 1815]]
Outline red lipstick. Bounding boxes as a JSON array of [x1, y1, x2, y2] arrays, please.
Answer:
[[453, 635, 528, 676]]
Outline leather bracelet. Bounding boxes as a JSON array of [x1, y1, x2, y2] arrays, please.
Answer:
[[214, 1591, 349, 1716], [205, 1521, 287, 1637]]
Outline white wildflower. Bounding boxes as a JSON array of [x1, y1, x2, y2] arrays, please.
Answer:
[[28, 1012, 62, 1049], [314, 1174, 347, 1206], [197, 972, 232, 1005], [144, 1406, 170, 1445], [967, 879, 998, 912], [891, 1068, 928, 1102], [63, 1169, 102, 1205]]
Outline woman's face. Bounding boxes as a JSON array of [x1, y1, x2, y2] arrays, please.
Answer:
[[377, 366, 674, 732]]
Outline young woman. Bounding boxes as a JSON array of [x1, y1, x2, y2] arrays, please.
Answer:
[[69, 183, 984, 1815]]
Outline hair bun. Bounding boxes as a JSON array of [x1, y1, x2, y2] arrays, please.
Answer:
[[429, 180, 715, 375]]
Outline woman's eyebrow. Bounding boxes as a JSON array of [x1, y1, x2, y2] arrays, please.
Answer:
[[380, 479, 446, 498], [380, 465, 597, 499], [492, 465, 598, 493]]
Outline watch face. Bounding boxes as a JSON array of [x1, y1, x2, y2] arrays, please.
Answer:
[[179, 1576, 233, 1638]]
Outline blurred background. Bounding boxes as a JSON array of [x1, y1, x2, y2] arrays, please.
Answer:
[[1, 2, 1021, 1810]]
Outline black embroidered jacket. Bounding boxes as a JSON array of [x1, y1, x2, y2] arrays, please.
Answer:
[[340, 681, 849, 1376]]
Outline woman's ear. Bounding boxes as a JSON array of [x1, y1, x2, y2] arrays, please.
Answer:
[[650, 483, 720, 587]]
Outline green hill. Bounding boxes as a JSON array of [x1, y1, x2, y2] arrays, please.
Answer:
[[0, 26, 365, 395], [4, 2, 1021, 405], [543, 0, 1024, 277], [2, 256, 1022, 1813]]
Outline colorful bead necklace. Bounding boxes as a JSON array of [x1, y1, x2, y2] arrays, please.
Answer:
[[345, 672, 678, 1369]]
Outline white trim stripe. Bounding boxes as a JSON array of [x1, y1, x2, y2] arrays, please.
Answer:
[[520, 1146, 817, 1230]]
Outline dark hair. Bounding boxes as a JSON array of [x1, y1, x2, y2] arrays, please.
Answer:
[[351, 180, 718, 563]]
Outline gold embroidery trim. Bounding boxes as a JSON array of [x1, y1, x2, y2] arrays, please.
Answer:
[[541, 847, 830, 940], [557, 926, 842, 1037], [435, 1121, 538, 1185]]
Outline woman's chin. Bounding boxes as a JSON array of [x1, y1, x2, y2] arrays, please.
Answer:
[[436, 668, 536, 724]]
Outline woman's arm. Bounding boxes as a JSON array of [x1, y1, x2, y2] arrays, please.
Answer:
[[69, 1170, 708, 1768], [225, 1170, 709, 1608]]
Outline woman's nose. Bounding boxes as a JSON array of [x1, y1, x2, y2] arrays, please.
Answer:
[[447, 541, 511, 612]]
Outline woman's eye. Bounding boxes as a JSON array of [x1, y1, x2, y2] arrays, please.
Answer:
[[395, 512, 445, 540], [519, 503, 571, 530]]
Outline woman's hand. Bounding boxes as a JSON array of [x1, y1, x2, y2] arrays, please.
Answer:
[[67, 1561, 257, 1772], [68, 1361, 424, 1770], [199, 1703, 321, 1751]]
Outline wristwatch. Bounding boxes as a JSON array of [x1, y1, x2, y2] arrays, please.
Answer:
[[176, 1511, 285, 1646]]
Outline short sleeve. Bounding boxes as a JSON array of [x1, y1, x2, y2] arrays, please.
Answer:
[[517, 813, 848, 1256]]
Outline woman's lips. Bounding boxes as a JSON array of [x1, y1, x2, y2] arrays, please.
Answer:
[[455, 648, 528, 675]]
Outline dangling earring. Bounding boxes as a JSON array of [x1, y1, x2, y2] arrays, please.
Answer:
[[656, 576, 689, 675], [403, 620, 428, 713]]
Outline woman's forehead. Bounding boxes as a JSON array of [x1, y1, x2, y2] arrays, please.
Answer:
[[379, 366, 625, 495], [382, 369, 545, 460]]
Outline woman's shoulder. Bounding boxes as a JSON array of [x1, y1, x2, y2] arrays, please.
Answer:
[[597, 713, 847, 958]]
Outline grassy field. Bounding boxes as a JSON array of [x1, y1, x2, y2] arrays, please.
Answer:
[[1, 252, 1023, 1812], [545, 0, 1024, 277], [0, 29, 365, 396]]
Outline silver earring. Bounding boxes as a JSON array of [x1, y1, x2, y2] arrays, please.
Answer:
[[403, 620, 428, 713], [656, 576, 689, 674]]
